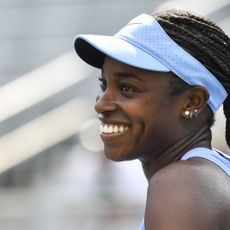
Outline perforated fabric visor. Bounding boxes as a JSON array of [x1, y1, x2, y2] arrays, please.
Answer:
[[74, 14, 227, 113], [74, 34, 170, 72]]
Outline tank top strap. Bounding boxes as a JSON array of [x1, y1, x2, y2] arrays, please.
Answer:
[[139, 220, 145, 230], [181, 147, 230, 176]]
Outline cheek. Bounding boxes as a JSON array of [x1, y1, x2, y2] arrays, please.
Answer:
[[129, 101, 178, 154], [101, 96, 177, 161], [123, 102, 159, 150]]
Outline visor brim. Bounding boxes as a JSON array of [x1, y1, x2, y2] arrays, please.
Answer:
[[74, 34, 170, 72]]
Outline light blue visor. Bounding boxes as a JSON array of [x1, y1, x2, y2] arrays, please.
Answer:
[[74, 14, 227, 112]]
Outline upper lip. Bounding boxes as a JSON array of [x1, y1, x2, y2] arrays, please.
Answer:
[[98, 117, 131, 126]]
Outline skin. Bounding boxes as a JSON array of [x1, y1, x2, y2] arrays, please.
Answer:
[[95, 56, 230, 230]]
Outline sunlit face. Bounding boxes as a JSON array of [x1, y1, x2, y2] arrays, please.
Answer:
[[95, 57, 184, 162]]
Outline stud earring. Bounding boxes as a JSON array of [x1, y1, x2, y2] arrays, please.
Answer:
[[184, 109, 199, 119], [194, 109, 198, 118], [184, 110, 190, 119], [184, 110, 189, 116]]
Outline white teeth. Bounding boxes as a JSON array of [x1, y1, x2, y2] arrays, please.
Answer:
[[100, 124, 129, 134], [108, 125, 113, 133], [119, 126, 124, 132], [114, 125, 119, 133], [104, 124, 109, 133]]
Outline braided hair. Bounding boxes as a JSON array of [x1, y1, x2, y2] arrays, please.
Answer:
[[152, 10, 230, 147]]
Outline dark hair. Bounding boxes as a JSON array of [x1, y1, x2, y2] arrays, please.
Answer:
[[152, 10, 230, 147]]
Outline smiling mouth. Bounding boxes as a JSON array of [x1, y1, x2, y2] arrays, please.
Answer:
[[100, 123, 129, 134]]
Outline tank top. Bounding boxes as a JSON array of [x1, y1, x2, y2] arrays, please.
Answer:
[[139, 147, 230, 230]]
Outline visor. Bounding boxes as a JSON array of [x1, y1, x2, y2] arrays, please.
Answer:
[[74, 14, 227, 113], [75, 34, 169, 72]]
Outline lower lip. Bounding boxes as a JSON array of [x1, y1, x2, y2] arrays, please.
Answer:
[[100, 130, 128, 142]]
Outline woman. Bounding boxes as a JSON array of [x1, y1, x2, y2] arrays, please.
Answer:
[[74, 10, 230, 229]]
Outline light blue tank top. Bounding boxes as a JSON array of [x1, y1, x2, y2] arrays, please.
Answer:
[[139, 147, 230, 230]]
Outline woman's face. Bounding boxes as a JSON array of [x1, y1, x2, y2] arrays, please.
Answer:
[[95, 57, 184, 161]]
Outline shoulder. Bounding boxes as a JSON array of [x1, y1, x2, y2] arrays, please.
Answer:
[[145, 158, 230, 229]]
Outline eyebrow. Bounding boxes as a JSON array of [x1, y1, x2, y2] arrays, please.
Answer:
[[101, 69, 145, 82], [114, 71, 144, 82]]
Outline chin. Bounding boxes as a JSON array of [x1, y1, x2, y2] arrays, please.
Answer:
[[103, 148, 139, 162]]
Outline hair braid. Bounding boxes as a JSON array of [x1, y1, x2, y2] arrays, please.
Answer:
[[152, 10, 230, 147]]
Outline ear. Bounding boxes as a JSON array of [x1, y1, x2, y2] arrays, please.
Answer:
[[182, 86, 209, 119]]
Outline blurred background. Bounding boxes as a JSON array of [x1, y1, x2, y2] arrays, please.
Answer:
[[0, 0, 229, 229]]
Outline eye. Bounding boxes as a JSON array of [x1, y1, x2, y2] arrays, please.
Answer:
[[98, 77, 107, 91], [120, 84, 137, 92]]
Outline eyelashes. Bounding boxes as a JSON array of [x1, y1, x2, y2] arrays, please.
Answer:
[[120, 84, 137, 92], [98, 77, 138, 93], [98, 77, 106, 91]]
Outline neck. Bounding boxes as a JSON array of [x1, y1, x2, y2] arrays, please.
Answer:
[[140, 126, 211, 182]]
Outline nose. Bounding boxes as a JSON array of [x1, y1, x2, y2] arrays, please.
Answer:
[[94, 90, 118, 114]]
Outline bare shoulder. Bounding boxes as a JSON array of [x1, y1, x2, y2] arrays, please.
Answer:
[[145, 158, 230, 230]]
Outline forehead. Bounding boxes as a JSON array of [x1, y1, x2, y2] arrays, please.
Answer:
[[102, 56, 174, 84]]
